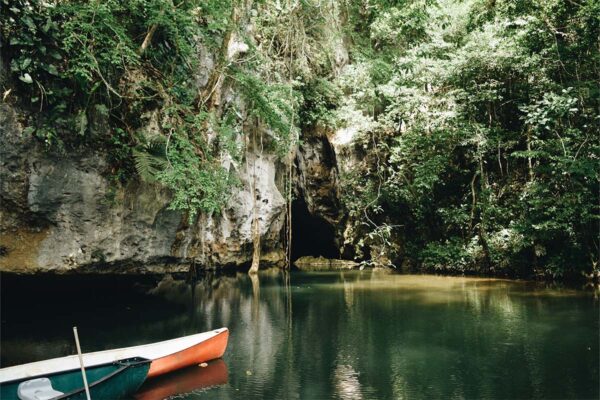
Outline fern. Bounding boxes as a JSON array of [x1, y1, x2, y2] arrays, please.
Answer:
[[132, 137, 168, 182]]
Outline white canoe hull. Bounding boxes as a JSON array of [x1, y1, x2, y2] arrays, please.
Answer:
[[0, 328, 229, 383]]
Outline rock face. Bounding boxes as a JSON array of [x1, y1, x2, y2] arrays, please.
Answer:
[[296, 128, 341, 226], [0, 100, 359, 274], [0, 5, 362, 274], [170, 149, 287, 268], [0, 21, 295, 274], [294, 256, 358, 271], [294, 124, 369, 260], [0, 104, 287, 273]]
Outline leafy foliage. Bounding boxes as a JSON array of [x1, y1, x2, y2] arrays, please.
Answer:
[[1, 0, 301, 221], [298, 78, 342, 129], [232, 69, 299, 156], [132, 137, 168, 183], [334, 0, 598, 278], [1, 0, 597, 278]]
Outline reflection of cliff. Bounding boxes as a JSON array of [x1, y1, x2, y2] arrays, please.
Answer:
[[142, 272, 294, 398]]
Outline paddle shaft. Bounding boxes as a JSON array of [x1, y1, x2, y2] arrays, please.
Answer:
[[73, 327, 92, 400]]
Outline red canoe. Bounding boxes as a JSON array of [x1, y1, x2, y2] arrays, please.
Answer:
[[144, 328, 229, 378], [0, 328, 229, 383]]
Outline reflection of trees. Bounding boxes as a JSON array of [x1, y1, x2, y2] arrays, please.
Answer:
[[267, 273, 598, 399], [185, 272, 293, 398], [328, 274, 597, 399]]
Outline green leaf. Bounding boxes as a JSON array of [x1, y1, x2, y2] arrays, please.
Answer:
[[42, 18, 53, 33], [10, 59, 20, 72], [95, 104, 109, 117], [23, 16, 36, 32], [19, 73, 33, 84], [21, 58, 32, 69], [50, 51, 62, 60], [46, 64, 59, 76]]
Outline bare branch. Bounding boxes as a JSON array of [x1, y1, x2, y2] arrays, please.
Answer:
[[139, 24, 159, 54]]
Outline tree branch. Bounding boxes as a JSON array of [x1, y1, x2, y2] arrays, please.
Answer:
[[139, 24, 159, 54]]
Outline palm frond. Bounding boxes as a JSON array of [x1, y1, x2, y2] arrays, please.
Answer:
[[132, 137, 168, 182]]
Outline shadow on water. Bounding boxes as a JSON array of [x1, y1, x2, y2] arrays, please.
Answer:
[[1, 271, 598, 399]]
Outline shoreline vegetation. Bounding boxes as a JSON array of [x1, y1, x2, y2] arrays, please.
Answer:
[[1, 265, 598, 288]]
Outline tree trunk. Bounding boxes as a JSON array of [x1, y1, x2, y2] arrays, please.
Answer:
[[526, 128, 534, 181], [249, 211, 261, 273], [249, 131, 261, 274]]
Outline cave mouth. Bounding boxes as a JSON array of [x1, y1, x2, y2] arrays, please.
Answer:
[[291, 196, 338, 261]]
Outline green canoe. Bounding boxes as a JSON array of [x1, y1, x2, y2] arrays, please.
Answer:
[[0, 357, 150, 400]]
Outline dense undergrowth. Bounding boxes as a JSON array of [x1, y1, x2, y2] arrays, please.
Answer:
[[1, 0, 598, 279], [334, 0, 599, 279]]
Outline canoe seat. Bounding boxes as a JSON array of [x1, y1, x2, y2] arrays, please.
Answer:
[[17, 377, 64, 400]]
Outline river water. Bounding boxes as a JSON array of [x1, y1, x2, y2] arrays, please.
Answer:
[[1, 271, 598, 399]]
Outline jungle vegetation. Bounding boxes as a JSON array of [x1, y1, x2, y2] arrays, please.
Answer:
[[1, 0, 598, 279], [334, 0, 599, 279]]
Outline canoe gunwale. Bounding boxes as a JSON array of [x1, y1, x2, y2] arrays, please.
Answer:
[[52, 357, 150, 400], [0, 357, 150, 387], [53, 364, 127, 400]]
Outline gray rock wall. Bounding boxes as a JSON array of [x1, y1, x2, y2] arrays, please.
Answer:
[[295, 128, 341, 227], [0, 104, 287, 273], [0, 4, 356, 274]]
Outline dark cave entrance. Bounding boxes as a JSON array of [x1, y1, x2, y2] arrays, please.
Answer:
[[291, 196, 338, 261]]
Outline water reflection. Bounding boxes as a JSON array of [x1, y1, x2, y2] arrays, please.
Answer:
[[134, 360, 228, 400], [139, 272, 598, 400], [1, 272, 598, 399], [334, 364, 363, 400]]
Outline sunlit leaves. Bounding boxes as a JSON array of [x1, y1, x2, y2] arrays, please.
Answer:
[[337, 0, 598, 276]]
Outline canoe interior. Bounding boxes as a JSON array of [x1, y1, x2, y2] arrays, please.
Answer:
[[0, 357, 150, 400]]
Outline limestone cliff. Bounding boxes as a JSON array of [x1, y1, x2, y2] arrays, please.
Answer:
[[0, 2, 359, 274], [0, 100, 365, 273], [0, 103, 289, 273], [294, 124, 367, 261]]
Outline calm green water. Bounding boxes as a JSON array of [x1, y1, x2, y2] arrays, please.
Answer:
[[1, 271, 598, 399]]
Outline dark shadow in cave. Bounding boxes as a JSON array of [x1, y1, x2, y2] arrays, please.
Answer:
[[291, 196, 338, 261]]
